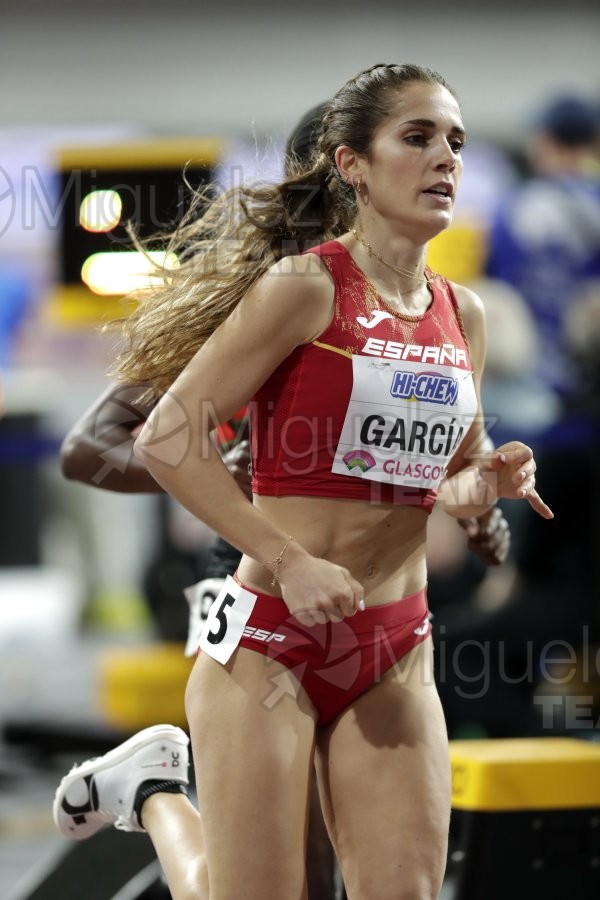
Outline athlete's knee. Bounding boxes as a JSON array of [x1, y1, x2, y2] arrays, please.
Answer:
[[351, 882, 439, 900], [395, 890, 438, 900], [403, 861, 447, 900], [399, 881, 441, 900], [207, 867, 305, 900], [175, 882, 204, 900], [173, 877, 204, 900], [346, 863, 445, 900], [166, 855, 208, 900]]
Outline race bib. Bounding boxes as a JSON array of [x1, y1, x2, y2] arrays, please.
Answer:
[[332, 355, 477, 490], [198, 575, 257, 664], [183, 577, 225, 658]]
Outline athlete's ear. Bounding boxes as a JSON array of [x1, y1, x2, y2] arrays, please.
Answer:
[[335, 145, 366, 188]]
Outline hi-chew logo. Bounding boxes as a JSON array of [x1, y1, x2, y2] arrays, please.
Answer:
[[390, 370, 458, 406], [342, 449, 376, 473]]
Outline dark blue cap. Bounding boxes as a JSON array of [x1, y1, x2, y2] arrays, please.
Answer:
[[536, 95, 600, 146]]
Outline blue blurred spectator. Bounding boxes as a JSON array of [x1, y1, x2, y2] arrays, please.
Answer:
[[486, 94, 600, 406], [0, 267, 29, 368], [469, 276, 559, 447]]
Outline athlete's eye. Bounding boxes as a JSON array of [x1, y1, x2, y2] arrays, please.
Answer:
[[450, 139, 465, 153], [405, 133, 428, 146]]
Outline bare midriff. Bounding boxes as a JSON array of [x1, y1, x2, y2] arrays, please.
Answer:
[[236, 494, 429, 607]]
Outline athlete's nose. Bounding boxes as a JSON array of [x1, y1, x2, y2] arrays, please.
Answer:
[[435, 147, 457, 172], [432, 136, 458, 173]]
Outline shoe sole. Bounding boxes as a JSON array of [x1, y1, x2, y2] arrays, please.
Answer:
[[53, 724, 189, 837]]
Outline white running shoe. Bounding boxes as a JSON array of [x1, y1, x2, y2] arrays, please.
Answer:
[[53, 724, 189, 840]]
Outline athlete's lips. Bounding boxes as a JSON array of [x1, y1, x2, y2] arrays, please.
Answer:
[[422, 181, 454, 199]]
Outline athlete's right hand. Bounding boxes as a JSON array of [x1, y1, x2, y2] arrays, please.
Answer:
[[277, 551, 364, 627]]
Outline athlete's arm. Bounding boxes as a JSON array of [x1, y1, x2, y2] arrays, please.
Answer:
[[134, 255, 364, 625], [439, 284, 552, 521], [453, 426, 511, 565], [60, 382, 163, 493]]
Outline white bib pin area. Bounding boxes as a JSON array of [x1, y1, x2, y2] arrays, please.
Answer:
[[198, 575, 258, 664]]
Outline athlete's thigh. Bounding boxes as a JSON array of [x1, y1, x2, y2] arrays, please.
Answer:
[[185, 646, 317, 900], [315, 639, 451, 900]]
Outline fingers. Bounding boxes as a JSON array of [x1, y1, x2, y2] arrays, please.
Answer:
[[290, 568, 365, 626], [470, 523, 510, 565], [460, 506, 499, 541], [340, 571, 364, 617], [483, 444, 552, 519], [469, 506, 501, 536], [470, 509, 505, 546], [294, 609, 328, 627], [293, 604, 349, 627], [307, 574, 362, 622], [484, 442, 534, 473], [457, 516, 478, 537], [501, 449, 553, 518], [509, 462, 554, 519], [462, 507, 511, 566], [496, 441, 534, 462], [526, 488, 554, 520], [515, 460, 536, 496]]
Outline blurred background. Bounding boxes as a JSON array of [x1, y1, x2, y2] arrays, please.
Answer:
[[1, 0, 599, 897]]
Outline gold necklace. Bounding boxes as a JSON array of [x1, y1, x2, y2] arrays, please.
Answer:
[[352, 228, 429, 285]]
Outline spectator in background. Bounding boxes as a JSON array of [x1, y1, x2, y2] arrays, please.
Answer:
[[0, 267, 30, 368], [468, 275, 558, 446], [486, 93, 600, 409]]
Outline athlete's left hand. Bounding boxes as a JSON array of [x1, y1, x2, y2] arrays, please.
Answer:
[[458, 505, 511, 566], [479, 441, 554, 519]]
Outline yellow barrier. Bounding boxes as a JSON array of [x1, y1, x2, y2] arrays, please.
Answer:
[[450, 737, 600, 811], [448, 738, 600, 900], [426, 218, 486, 284], [99, 643, 193, 730], [58, 137, 224, 171], [43, 285, 138, 328]]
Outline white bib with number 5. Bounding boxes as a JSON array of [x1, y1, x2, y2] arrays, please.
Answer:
[[183, 577, 225, 658], [198, 575, 258, 664]]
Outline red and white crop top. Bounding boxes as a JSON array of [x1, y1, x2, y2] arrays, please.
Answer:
[[250, 240, 478, 512]]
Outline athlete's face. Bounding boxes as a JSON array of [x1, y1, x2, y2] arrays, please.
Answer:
[[361, 82, 465, 239]]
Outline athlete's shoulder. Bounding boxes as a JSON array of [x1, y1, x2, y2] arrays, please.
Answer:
[[447, 281, 486, 367], [302, 238, 349, 258], [260, 252, 335, 300], [240, 253, 335, 345], [448, 281, 485, 325]]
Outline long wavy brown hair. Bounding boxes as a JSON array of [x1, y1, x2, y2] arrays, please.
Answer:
[[112, 64, 456, 399]]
